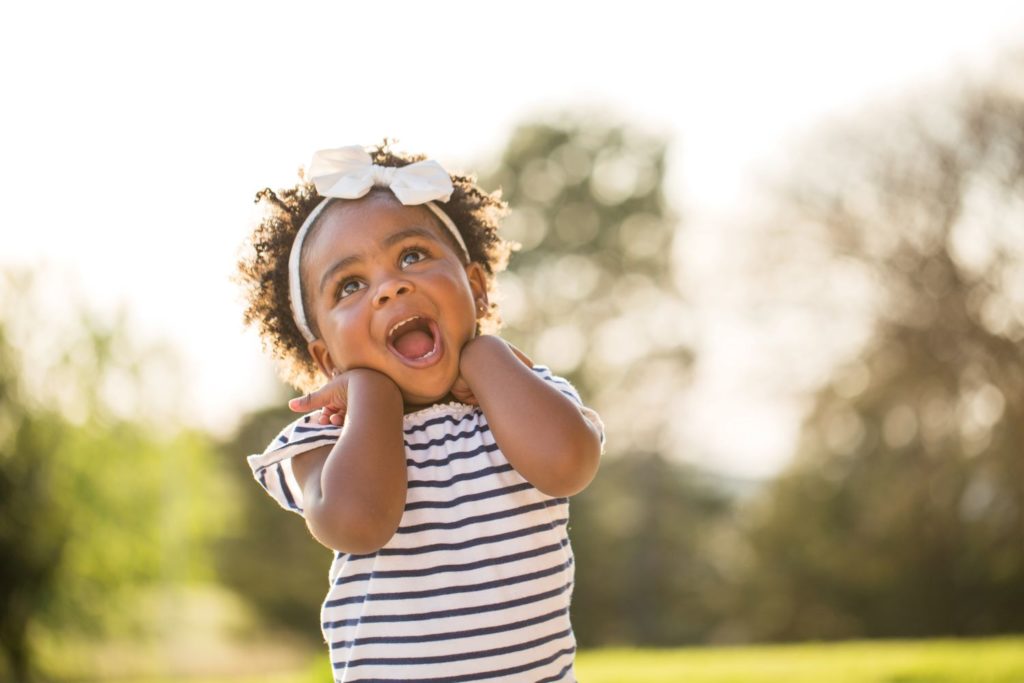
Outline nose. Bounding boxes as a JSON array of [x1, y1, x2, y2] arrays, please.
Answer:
[[373, 277, 413, 308]]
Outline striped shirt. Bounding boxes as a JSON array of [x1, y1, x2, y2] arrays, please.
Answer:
[[247, 366, 603, 682]]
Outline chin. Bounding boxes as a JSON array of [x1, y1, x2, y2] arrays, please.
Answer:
[[399, 382, 455, 409]]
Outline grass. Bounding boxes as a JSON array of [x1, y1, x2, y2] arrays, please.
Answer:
[[574, 636, 1024, 683], [50, 635, 1024, 683]]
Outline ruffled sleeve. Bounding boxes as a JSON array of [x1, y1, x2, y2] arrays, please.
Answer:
[[245, 413, 342, 516], [530, 365, 606, 451]]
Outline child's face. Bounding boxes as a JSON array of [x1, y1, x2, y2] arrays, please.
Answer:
[[303, 192, 487, 407]]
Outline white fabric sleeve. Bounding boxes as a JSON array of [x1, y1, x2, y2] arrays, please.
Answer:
[[246, 413, 342, 516], [530, 365, 606, 451]]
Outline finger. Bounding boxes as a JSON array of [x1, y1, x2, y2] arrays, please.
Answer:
[[318, 401, 347, 424], [450, 381, 478, 406], [289, 388, 329, 413]]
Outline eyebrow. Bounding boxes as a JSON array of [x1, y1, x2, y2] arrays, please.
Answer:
[[384, 227, 440, 249], [317, 226, 442, 295]]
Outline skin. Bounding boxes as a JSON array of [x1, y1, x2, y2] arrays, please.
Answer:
[[287, 193, 602, 554]]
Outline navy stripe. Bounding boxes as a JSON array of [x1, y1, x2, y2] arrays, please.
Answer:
[[350, 518, 568, 559], [407, 440, 499, 469], [322, 580, 572, 628], [324, 558, 573, 607], [293, 423, 341, 434], [334, 538, 569, 586], [536, 660, 575, 683], [345, 645, 576, 682], [262, 427, 494, 472], [257, 467, 269, 491], [397, 500, 554, 535], [556, 388, 581, 403], [532, 368, 583, 403], [264, 432, 338, 455], [342, 627, 571, 669], [403, 410, 477, 435], [546, 377, 574, 393], [330, 606, 568, 650], [408, 463, 514, 489], [275, 463, 299, 512], [404, 482, 534, 511], [407, 424, 491, 452]]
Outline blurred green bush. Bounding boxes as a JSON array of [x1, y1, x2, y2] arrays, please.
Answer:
[[0, 271, 229, 681]]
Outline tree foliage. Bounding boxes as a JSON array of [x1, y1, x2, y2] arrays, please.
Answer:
[[483, 116, 694, 458], [570, 453, 733, 645], [0, 326, 66, 682], [215, 403, 332, 644], [0, 272, 227, 680], [739, 55, 1024, 640], [483, 116, 738, 646]]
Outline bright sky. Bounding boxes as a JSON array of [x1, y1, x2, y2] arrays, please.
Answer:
[[3, 0, 1022, 477]]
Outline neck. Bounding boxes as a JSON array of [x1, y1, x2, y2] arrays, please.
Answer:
[[402, 392, 466, 414]]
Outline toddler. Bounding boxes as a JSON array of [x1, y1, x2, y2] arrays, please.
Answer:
[[237, 142, 604, 682]]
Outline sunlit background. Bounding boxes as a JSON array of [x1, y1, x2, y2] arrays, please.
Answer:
[[3, 1, 1024, 681]]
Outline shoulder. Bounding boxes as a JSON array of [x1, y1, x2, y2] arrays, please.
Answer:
[[529, 365, 581, 399], [246, 413, 341, 515], [529, 365, 606, 449], [254, 412, 341, 461]]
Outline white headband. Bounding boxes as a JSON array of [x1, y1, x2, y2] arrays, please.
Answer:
[[287, 146, 470, 343]]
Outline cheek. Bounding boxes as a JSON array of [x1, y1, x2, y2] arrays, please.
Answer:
[[440, 267, 476, 302], [322, 309, 373, 365], [440, 275, 478, 321]]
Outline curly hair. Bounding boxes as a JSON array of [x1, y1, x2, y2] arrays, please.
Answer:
[[236, 141, 513, 393]]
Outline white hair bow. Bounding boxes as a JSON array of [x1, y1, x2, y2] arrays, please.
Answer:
[[307, 145, 454, 205]]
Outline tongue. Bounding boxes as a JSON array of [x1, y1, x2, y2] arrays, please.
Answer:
[[394, 329, 434, 359]]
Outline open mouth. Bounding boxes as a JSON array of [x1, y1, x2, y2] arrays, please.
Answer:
[[387, 316, 443, 366]]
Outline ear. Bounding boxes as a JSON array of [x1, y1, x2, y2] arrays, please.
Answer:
[[307, 339, 338, 380], [464, 262, 489, 318]]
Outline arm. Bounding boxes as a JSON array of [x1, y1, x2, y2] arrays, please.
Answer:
[[288, 368, 406, 554], [459, 335, 602, 497]]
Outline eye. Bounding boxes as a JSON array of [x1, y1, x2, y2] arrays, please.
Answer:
[[338, 278, 365, 299], [400, 248, 427, 268]]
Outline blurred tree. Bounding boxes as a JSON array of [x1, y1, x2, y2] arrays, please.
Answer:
[[483, 116, 735, 647], [569, 452, 733, 646], [215, 404, 331, 644], [0, 271, 227, 680], [739, 55, 1024, 640], [483, 116, 694, 458], [0, 325, 67, 682]]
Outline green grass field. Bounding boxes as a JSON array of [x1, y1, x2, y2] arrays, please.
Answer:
[[116, 636, 1024, 683], [574, 637, 1024, 682]]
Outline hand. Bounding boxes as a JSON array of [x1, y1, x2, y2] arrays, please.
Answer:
[[288, 370, 355, 426], [449, 373, 477, 405], [451, 336, 534, 405]]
